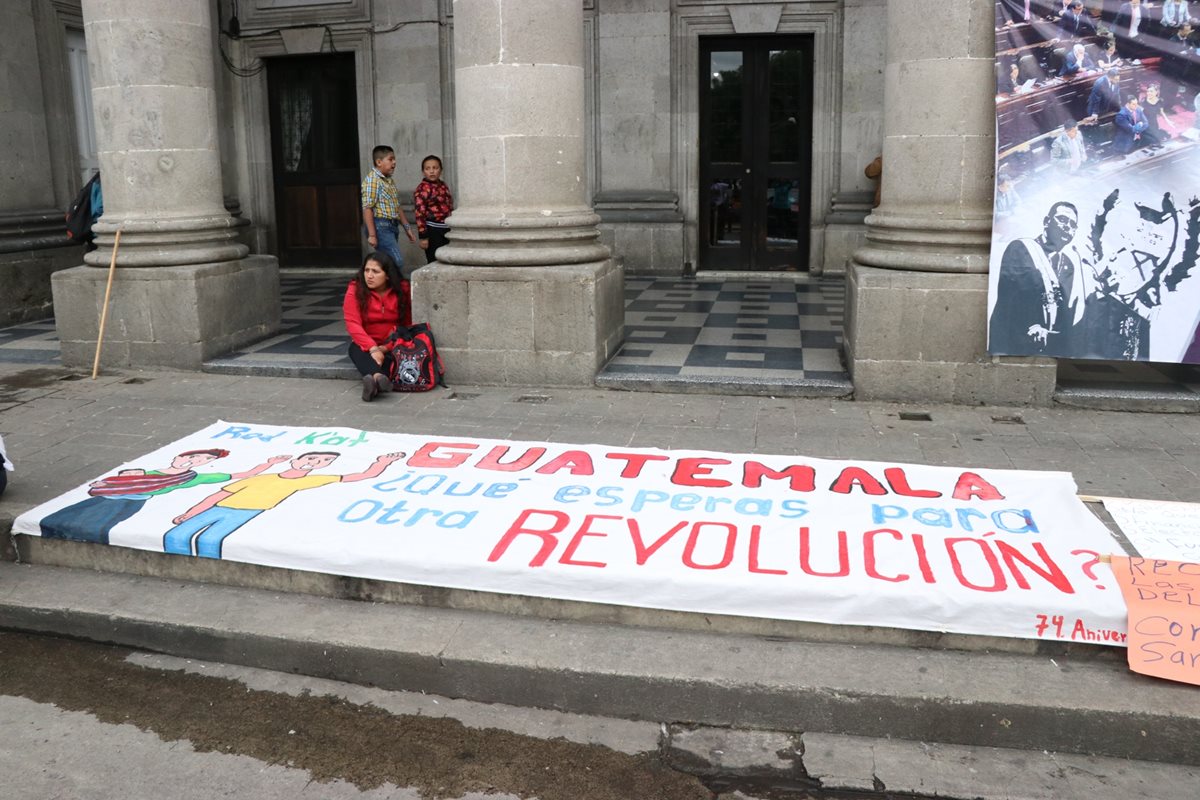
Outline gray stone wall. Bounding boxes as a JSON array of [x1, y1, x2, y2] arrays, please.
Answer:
[[214, 0, 446, 266], [822, 0, 886, 276], [373, 0, 448, 173], [0, 1, 81, 327], [837, 0, 886, 204], [593, 0, 682, 275], [204, 0, 862, 280], [0, 2, 56, 213]]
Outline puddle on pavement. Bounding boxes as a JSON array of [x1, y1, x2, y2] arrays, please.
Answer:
[[0, 631, 709, 800]]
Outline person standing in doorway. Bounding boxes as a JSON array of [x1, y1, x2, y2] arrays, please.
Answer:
[[361, 145, 417, 269], [413, 155, 454, 264]]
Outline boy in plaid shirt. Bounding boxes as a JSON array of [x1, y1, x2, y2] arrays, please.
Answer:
[[361, 145, 416, 268]]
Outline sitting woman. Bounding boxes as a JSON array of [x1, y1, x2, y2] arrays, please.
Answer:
[[343, 252, 410, 401]]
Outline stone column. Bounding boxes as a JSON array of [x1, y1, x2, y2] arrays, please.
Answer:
[[52, 0, 278, 369], [844, 0, 1054, 404], [414, 0, 624, 386]]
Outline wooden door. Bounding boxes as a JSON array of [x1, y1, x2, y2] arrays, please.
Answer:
[[267, 54, 360, 267]]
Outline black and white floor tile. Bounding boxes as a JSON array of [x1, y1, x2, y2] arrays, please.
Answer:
[[0, 272, 852, 393], [204, 272, 360, 377], [0, 320, 61, 365], [9, 270, 1198, 403], [598, 277, 851, 395]]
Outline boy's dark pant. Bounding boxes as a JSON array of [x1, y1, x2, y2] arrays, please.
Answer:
[[424, 226, 449, 263]]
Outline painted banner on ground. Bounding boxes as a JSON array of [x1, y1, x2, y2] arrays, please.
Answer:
[[1103, 496, 1200, 561], [1109, 555, 1200, 684], [13, 421, 1129, 644], [991, 1, 1200, 362]]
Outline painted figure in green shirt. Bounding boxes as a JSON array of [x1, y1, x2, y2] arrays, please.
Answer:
[[39, 448, 290, 545]]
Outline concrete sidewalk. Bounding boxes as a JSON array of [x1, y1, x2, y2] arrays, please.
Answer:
[[3, 362, 1199, 505], [2, 362, 1200, 770]]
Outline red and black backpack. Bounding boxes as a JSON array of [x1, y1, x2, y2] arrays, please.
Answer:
[[385, 323, 446, 392]]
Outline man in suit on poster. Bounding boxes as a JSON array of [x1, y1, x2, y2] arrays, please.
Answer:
[[1060, 43, 1098, 75], [1051, 119, 1090, 171], [1060, 1, 1097, 36], [997, 0, 1034, 26], [990, 202, 1089, 356], [1114, 0, 1146, 41], [1113, 94, 1151, 152], [1086, 68, 1122, 118]]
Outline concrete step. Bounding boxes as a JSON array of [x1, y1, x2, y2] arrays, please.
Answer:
[[202, 358, 356, 380], [2, 559, 1198, 768], [595, 370, 854, 398], [204, 357, 857, 398], [1054, 383, 1200, 413]]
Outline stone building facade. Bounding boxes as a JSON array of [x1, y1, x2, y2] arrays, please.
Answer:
[[3, 1, 1037, 402]]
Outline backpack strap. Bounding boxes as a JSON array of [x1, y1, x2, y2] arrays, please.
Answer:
[[418, 324, 449, 388]]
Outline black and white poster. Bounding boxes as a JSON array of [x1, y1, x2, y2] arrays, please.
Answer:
[[990, 0, 1200, 362]]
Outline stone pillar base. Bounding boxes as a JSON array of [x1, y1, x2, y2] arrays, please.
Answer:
[[820, 224, 868, 278], [845, 263, 1057, 405], [1, 245, 82, 328], [51, 256, 280, 370], [412, 260, 625, 387]]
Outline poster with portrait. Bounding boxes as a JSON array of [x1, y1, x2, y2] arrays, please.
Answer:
[[990, 0, 1200, 362]]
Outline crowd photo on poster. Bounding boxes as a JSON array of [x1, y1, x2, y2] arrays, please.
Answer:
[[990, 0, 1200, 362]]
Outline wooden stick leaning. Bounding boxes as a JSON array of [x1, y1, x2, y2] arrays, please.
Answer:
[[91, 227, 123, 380]]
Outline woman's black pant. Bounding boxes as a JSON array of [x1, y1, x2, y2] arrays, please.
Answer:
[[348, 344, 393, 377]]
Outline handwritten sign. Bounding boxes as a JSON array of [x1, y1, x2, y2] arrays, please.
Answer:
[[1103, 498, 1200, 563], [1109, 556, 1200, 685], [12, 421, 1128, 644]]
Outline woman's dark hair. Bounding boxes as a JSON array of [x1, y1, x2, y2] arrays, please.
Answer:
[[421, 154, 443, 170], [354, 251, 405, 320]]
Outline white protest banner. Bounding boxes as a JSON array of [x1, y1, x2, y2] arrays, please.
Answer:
[[1102, 497, 1200, 563], [13, 421, 1129, 644]]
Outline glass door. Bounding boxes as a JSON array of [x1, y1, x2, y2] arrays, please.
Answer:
[[699, 37, 814, 271]]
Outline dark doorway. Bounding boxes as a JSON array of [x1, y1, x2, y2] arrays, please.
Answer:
[[267, 54, 360, 267], [699, 37, 814, 271]]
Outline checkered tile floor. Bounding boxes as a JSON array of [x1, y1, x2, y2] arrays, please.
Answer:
[[0, 319, 60, 365], [596, 276, 852, 396], [0, 271, 853, 394], [9, 270, 1194, 401], [205, 271, 361, 377]]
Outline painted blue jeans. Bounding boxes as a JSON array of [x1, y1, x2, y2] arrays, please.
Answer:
[[163, 506, 262, 559], [40, 495, 146, 544]]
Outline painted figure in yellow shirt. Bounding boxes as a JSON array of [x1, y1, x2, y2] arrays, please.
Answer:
[[162, 450, 404, 559]]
